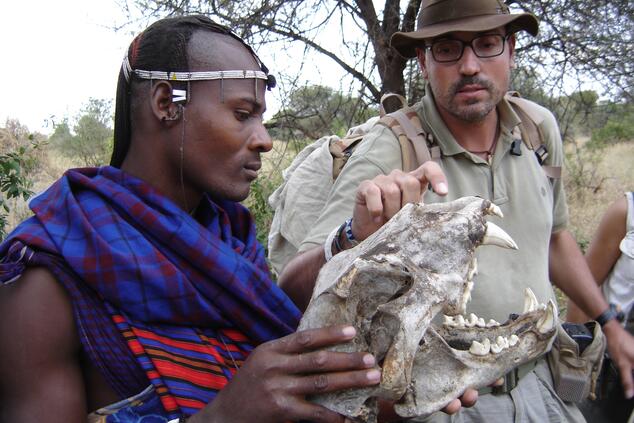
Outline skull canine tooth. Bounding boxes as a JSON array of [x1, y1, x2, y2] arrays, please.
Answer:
[[537, 300, 557, 334], [467, 259, 478, 280], [486, 203, 504, 218], [482, 222, 518, 250], [523, 288, 539, 313], [461, 280, 474, 310]]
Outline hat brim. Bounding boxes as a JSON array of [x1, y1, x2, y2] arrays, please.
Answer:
[[391, 13, 538, 58]]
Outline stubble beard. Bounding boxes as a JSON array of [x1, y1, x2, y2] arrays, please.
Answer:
[[433, 76, 505, 123]]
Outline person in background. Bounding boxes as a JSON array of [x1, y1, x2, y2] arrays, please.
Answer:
[[568, 191, 634, 422]]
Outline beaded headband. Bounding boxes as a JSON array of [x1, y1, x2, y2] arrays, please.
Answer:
[[121, 55, 276, 102]]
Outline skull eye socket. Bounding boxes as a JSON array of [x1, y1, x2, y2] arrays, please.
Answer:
[[370, 314, 400, 362], [348, 263, 414, 362], [353, 265, 413, 318]]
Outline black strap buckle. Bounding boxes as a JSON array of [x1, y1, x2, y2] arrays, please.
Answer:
[[510, 139, 522, 156], [534, 145, 549, 165]]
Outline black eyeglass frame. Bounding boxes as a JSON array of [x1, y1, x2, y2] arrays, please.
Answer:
[[425, 33, 512, 63]]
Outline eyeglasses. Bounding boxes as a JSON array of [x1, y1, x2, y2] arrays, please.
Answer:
[[427, 34, 510, 63]]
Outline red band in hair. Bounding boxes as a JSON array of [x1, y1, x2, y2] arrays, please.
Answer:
[[130, 34, 143, 66]]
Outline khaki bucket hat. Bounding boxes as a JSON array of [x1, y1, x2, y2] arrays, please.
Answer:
[[391, 0, 539, 58]]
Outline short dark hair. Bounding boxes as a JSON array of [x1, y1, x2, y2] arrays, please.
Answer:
[[110, 15, 272, 167]]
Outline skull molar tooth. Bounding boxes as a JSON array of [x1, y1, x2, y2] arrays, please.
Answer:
[[443, 315, 455, 327], [490, 336, 512, 354], [509, 334, 520, 346], [469, 338, 491, 356], [486, 319, 500, 327], [496, 336, 509, 349], [456, 315, 466, 327], [466, 313, 478, 327]]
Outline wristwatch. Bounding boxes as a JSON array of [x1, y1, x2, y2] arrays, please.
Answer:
[[595, 303, 625, 327]]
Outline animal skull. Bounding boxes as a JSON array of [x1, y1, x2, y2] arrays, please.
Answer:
[[299, 196, 557, 422]]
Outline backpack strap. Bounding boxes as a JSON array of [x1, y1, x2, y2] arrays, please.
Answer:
[[329, 134, 365, 179], [378, 106, 440, 172], [329, 94, 410, 178], [506, 93, 561, 180]]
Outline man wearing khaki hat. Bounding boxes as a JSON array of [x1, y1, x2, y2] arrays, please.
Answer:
[[280, 0, 634, 421]]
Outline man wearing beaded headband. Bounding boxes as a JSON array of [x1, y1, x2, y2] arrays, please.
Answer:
[[280, 0, 634, 422], [0, 15, 474, 423]]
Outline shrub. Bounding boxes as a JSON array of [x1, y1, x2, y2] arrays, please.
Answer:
[[243, 172, 283, 256], [0, 140, 41, 239]]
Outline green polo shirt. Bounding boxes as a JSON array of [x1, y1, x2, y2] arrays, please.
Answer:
[[300, 91, 568, 322]]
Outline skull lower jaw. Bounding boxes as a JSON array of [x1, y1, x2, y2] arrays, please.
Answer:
[[396, 300, 557, 418]]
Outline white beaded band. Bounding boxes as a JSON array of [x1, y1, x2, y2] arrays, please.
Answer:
[[122, 55, 268, 84], [324, 224, 341, 262]]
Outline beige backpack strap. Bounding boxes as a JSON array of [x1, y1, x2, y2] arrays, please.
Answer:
[[379, 93, 408, 117], [391, 109, 431, 165], [401, 108, 440, 161], [329, 135, 363, 157], [379, 115, 417, 171], [507, 93, 561, 180], [329, 135, 364, 179], [508, 96, 542, 152], [378, 106, 438, 172]]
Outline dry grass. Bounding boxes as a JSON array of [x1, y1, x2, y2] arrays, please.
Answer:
[[5, 146, 81, 233], [553, 140, 634, 315], [566, 141, 634, 248]]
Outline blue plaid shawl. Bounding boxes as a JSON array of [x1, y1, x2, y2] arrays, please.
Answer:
[[0, 166, 301, 412]]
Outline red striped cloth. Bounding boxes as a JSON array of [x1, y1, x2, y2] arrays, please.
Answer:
[[112, 313, 252, 415]]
